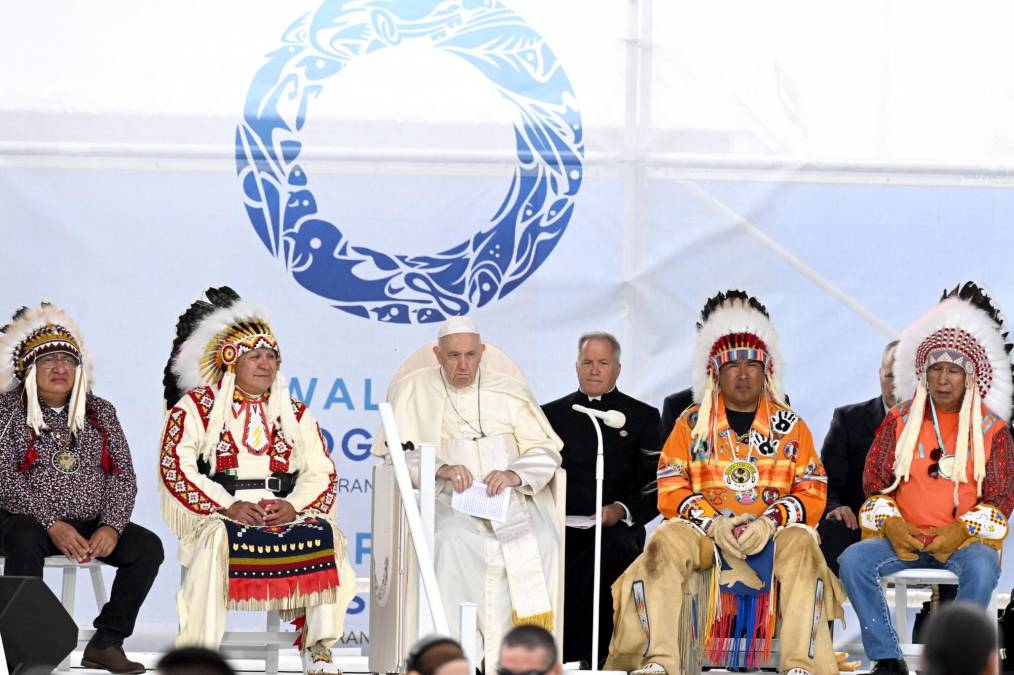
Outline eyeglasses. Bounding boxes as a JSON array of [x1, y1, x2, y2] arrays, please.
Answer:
[[36, 353, 79, 368]]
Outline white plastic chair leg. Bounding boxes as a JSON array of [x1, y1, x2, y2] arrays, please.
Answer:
[[57, 566, 78, 671], [265, 610, 280, 674], [895, 581, 909, 640], [89, 565, 108, 606], [460, 602, 478, 674]]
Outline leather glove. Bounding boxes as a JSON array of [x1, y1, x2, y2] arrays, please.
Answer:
[[923, 520, 972, 563], [737, 516, 776, 556], [882, 517, 924, 561], [708, 514, 752, 559]]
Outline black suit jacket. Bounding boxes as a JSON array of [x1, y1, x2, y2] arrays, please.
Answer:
[[542, 389, 661, 526], [661, 387, 695, 442], [820, 395, 886, 514]]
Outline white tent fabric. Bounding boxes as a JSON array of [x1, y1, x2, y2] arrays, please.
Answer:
[[2, 0, 1014, 653]]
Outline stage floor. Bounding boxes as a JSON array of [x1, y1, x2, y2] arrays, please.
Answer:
[[61, 649, 369, 674], [58, 635, 886, 674], [59, 651, 899, 675]]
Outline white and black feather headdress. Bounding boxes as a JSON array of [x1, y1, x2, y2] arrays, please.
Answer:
[[164, 287, 299, 462], [163, 287, 277, 406], [689, 290, 786, 445], [691, 290, 785, 403]]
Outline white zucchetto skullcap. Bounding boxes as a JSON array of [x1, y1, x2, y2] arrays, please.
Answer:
[[437, 316, 480, 338]]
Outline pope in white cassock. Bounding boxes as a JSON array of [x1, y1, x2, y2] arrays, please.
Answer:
[[376, 317, 563, 669]]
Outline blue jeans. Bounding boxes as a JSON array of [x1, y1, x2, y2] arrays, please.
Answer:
[[838, 537, 999, 660]]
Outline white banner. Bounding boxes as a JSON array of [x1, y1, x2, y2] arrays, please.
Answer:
[[2, 0, 1014, 655]]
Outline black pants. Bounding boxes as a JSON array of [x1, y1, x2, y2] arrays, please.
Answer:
[[563, 523, 645, 667], [0, 511, 164, 648], [817, 516, 860, 577]]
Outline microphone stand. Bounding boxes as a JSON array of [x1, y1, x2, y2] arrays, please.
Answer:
[[576, 407, 606, 672]]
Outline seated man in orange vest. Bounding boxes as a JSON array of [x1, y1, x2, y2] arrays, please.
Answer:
[[839, 282, 1014, 675], [606, 290, 844, 675]]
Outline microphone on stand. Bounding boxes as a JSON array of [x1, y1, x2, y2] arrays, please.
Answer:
[[570, 402, 626, 672], [571, 404, 626, 429]]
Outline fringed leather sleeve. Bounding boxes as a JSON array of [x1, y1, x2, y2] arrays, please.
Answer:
[[158, 392, 235, 538]]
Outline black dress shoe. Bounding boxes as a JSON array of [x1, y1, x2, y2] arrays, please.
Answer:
[[871, 658, 910, 675]]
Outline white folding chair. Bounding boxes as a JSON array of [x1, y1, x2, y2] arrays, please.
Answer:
[[879, 568, 1000, 669]]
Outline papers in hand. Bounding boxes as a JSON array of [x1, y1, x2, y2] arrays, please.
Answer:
[[565, 515, 598, 529], [451, 482, 511, 523]]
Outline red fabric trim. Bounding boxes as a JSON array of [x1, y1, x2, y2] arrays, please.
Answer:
[[17, 431, 38, 473], [215, 431, 240, 471], [87, 405, 122, 475], [863, 412, 900, 497], [709, 332, 768, 358], [983, 424, 1014, 517], [188, 386, 215, 430], [291, 615, 306, 650], [292, 399, 307, 423], [159, 406, 221, 514], [268, 428, 292, 473], [305, 426, 337, 514], [229, 555, 335, 572], [227, 568, 339, 603]]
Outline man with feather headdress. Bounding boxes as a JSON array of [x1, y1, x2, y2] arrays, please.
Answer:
[[158, 288, 355, 675], [839, 282, 1014, 675], [605, 290, 844, 675], [0, 303, 163, 674]]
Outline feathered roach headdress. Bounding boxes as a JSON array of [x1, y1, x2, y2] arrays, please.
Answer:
[[690, 290, 786, 445], [164, 287, 301, 461], [888, 281, 1014, 505], [0, 303, 95, 435]]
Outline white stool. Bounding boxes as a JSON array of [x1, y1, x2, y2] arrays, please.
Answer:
[[880, 568, 998, 669], [180, 566, 372, 675], [179, 563, 291, 675], [0, 555, 109, 672]]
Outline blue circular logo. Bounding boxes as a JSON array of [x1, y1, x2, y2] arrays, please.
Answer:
[[237, 0, 584, 324]]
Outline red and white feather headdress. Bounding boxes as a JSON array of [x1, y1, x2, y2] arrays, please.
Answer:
[[887, 281, 1014, 503]]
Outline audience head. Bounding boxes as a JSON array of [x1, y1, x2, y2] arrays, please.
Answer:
[[922, 602, 998, 675], [405, 635, 469, 675], [880, 339, 899, 407], [498, 625, 561, 675], [157, 647, 235, 675], [576, 331, 622, 398]]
